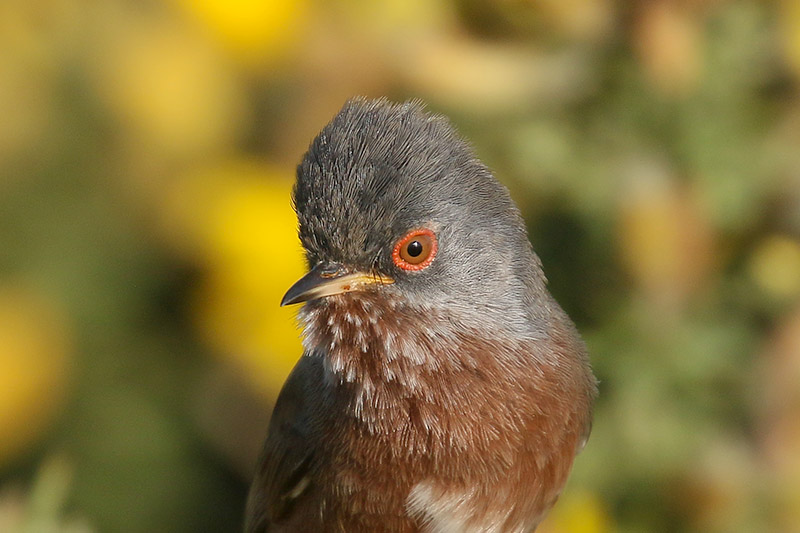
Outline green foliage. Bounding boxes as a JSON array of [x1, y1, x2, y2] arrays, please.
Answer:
[[1, 0, 799, 531]]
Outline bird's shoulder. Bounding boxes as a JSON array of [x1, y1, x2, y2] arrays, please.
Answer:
[[245, 353, 326, 533]]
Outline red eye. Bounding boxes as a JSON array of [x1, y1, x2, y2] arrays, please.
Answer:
[[392, 228, 437, 271]]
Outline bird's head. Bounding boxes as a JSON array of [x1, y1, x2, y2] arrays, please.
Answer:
[[282, 98, 550, 337]]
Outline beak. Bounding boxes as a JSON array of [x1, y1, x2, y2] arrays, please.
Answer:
[[280, 262, 394, 306]]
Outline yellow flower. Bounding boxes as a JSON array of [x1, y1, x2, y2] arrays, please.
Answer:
[[781, 0, 800, 77], [538, 489, 612, 533], [0, 287, 70, 468], [170, 0, 309, 67], [748, 235, 800, 301], [161, 161, 305, 398], [93, 19, 243, 159]]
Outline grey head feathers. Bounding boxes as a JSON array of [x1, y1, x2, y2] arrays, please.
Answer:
[[293, 97, 553, 337]]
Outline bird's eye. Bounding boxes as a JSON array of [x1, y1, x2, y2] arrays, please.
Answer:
[[392, 228, 437, 271]]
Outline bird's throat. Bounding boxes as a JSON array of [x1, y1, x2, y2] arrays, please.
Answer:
[[296, 293, 559, 433], [299, 293, 455, 390]]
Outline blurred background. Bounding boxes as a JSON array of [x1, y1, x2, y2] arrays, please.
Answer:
[[2, 0, 800, 531]]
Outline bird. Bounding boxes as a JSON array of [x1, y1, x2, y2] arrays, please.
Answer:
[[245, 98, 597, 533]]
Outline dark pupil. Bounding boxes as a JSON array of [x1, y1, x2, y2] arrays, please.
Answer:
[[407, 240, 423, 257]]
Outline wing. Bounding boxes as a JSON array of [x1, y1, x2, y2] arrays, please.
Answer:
[[245, 354, 325, 533]]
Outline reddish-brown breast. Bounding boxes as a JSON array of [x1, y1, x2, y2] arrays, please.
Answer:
[[247, 292, 595, 532]]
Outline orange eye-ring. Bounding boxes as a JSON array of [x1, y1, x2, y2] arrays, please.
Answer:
[[392, 228, 437, 271]]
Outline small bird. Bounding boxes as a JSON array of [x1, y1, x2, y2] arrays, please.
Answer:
[[246, 98, 597, 532]]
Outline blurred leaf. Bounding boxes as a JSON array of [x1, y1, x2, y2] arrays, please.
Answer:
[[675, 439, 757, 533], [616, 168, 716, 306], [401, 38, 593, 112], [0, 455, 93, 533]]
